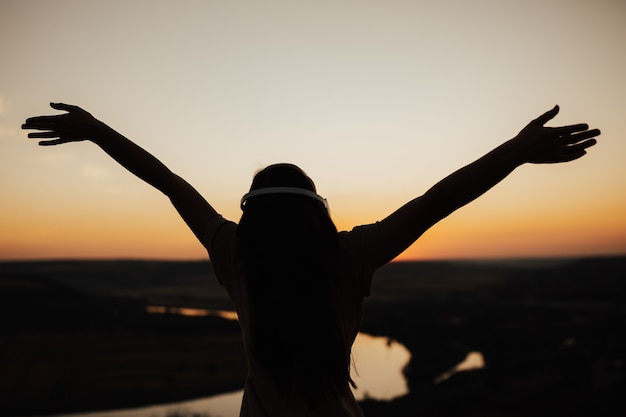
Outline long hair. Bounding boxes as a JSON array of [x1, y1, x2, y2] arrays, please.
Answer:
[[237, 163, 355, 406]]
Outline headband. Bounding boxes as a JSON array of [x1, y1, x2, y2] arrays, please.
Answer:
[[240, 187, 328, 210]]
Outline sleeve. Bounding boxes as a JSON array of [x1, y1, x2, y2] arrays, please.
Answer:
[[338, 222, 382, 297], [204, 215, 238, 287]]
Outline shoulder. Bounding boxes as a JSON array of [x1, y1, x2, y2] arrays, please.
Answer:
[[338, 222, 381, 253], [205, 215, 238, 284], [205, 215, 237, 249]]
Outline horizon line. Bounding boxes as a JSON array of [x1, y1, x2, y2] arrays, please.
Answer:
[[1, 253, 625, 264]]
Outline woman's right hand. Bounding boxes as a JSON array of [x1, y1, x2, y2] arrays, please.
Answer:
[[22, 102, 105, 146]]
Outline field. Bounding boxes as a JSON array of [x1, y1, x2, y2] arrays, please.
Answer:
[[1, 257, 625, 416]]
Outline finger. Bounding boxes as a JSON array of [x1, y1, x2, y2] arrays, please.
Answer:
[[558, 150, 587, 163], [22, 115, 63, 128], [50, 102, 79, 112], [28, 131, 60, 139], [552, 123, 590, 136], [531, 105, 559, 126], [555, 139, 596, 161], [560, 129, 601, 145], [570, 138, 597, 150], [38, 138, 73, 146], [558, 147, 589, 162]]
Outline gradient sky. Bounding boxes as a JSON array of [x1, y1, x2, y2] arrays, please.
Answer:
[[1, 0, 625, 261]]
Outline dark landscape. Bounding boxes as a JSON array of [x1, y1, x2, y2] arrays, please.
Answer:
[[1, 257, 625, 416]]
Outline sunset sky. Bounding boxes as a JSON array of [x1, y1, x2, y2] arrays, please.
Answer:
[[1, 0, 625, 261]]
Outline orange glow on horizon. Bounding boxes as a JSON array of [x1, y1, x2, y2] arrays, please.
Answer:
[[394, 202, 626, 261], [2, 201, 625, 261]]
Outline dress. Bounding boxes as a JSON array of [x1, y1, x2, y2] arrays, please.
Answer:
[[205, 215, 381, 417]]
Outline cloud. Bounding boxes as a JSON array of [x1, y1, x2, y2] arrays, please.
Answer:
[[81, 164, 112, 180]]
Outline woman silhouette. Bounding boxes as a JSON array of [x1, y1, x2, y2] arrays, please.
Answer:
[[23, 103, 599, 416]]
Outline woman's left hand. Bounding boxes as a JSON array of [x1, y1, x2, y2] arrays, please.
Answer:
[[513, 105, 600, 164]]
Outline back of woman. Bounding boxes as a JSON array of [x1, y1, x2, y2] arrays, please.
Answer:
[[208, 164, 380, 416]]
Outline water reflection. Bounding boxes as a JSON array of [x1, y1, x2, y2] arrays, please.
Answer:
[[351, 333, 410, 400], [57, 309, 411, 417], [146, 305, 238, 320], [433, 351, 485, 384], [145, 306, 410, 396]]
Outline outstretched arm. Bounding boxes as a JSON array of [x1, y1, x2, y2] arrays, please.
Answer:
[[376, 105, 600, 266], [22, 103, 218, 249]]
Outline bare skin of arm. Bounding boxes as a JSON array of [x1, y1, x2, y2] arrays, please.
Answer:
[[22, 103, 218, 249], [376, 105, 601, 266]]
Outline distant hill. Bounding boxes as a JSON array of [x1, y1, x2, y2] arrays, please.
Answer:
[[0, 260, 231, 310]]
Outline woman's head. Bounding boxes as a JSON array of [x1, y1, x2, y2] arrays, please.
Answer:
[[240, 163, 328, 213], [238, 163, 334, 267], [249, 163, 317, 192]]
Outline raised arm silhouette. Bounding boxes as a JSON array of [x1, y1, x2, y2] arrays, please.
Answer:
[[22, 102, 599, 417]]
